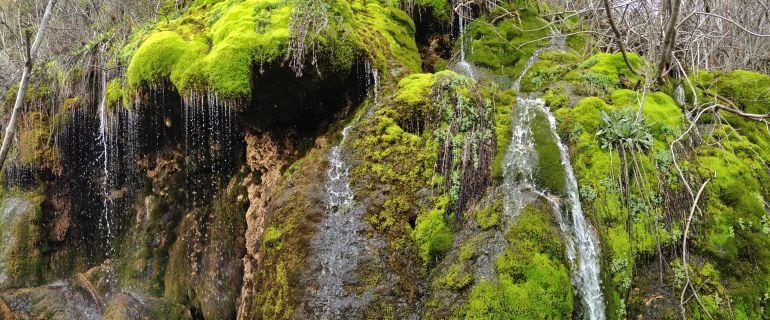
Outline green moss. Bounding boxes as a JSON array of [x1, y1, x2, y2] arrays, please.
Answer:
[[473, 199, 502, 230], [491, 89, 516, 180], [458, 234, 483, 262], [543, 87, 569, 110], [16, 112, 58, 168], [564, 52, 645, 96], [465, 5, 550, 79], [520, 51, 581, 92], [414, 195, 455, 265], [609, 90, 682, 138], [530, 111, 565, 195], [579, 52, 644, 84], [463, 205, 572, 319], [4, 194, 47, 287], [126, 31, 207, 91], [126, 0, 420, 99], [709, 70, 770, 114], [263, 226, 284, 249], [434, 263, 473, 290], [394, 73, 438, 107], [410, 0, 451, 20], [105, 79, 124, 110]]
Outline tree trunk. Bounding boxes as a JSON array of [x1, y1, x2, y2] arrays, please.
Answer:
[[0, 0, 57, 172], [602, 0, 639, 75], [657, 0, 682, 83]]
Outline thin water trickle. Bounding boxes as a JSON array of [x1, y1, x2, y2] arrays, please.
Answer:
[[364, 61, 380, 104], [97, 48, 112, 257], [312, 123, 367, 319], [181, 92, 238, 205], [512, 30, 566, 92], [455, 3, 475, 79], [674, 81, 685, 106]]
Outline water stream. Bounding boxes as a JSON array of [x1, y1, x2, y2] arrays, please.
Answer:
[[504, 32, 605, 319], [311, 124, 368, 319], [523, 98, 605, 320]]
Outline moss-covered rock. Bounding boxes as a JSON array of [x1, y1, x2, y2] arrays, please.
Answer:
[[125, 0, 421, 100], [102, 292, 192, 320], [462, 204, 573, 319]]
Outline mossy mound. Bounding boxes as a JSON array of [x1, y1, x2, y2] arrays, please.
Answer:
[[463, 3, 551, 81], [0, 195, 48, 289], [559, 52, 646, 97], [462, 205, 573, 319], [125, 0, 421, 100]]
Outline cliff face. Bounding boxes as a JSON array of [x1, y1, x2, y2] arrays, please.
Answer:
[[1, 0, 770, 319]]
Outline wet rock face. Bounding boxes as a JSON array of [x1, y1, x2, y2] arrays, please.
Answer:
[[102, 293, 192, 320], [0, 197, 34, 288], [0, 281, 102, 320], [237, 132, 296, 320]]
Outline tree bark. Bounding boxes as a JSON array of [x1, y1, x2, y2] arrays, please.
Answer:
[[0, 0, 57, 172], [657, 0, 682, 83], [602, 0, 639, 75]]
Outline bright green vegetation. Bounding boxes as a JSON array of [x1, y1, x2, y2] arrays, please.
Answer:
[[520, 51, 582, 92], [473, 199, 502, 230], [682, 70, 770, 318], [529, 109, 565, 195], [125, 0, 421, 100], [414, 195, 455, 264], [463, 2, 550, 80], [464, 205, 573, 319], [105, 79, 125, 110], [556, 88, 684, 317]]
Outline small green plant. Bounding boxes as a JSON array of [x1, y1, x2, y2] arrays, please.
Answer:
[[579, 184, 597, 203], [596, 108, 653, 152]]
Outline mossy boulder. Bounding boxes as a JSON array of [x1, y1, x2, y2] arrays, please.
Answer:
[[462, 204, 573, 319], [0, 195, 48, 289], [102, 293, 192, 320]]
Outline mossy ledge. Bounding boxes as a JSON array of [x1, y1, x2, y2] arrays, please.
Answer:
[[125, 0, 422, 101]]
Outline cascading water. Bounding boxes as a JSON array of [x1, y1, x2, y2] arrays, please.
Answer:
[[364, 60, 380, 104], [516, 98, 605, 320], [674, 78, 686, 106], [455, 3, 475, 79], [310, 65, 380, 318], [181, 91, 238, 205], [502, 98, 540, 219], [512, 30, 566, 92], [310, 123, 369, 319], [504, 31, 605, 319]]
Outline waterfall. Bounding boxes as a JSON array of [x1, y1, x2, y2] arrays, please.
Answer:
[[310, 122, 369, 319], [364, 60, 380, 104], [512, 30, 566, 92], [504, 31, 605, 319], [502, 98, 539, 219], [326, 126, 355, 210], [532, 98, 606, 320], [181, 91, 237, 205], [674, 79, 686, 106]]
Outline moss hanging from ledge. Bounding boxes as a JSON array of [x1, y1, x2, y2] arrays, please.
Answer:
[[125, 0, 421, 100]]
